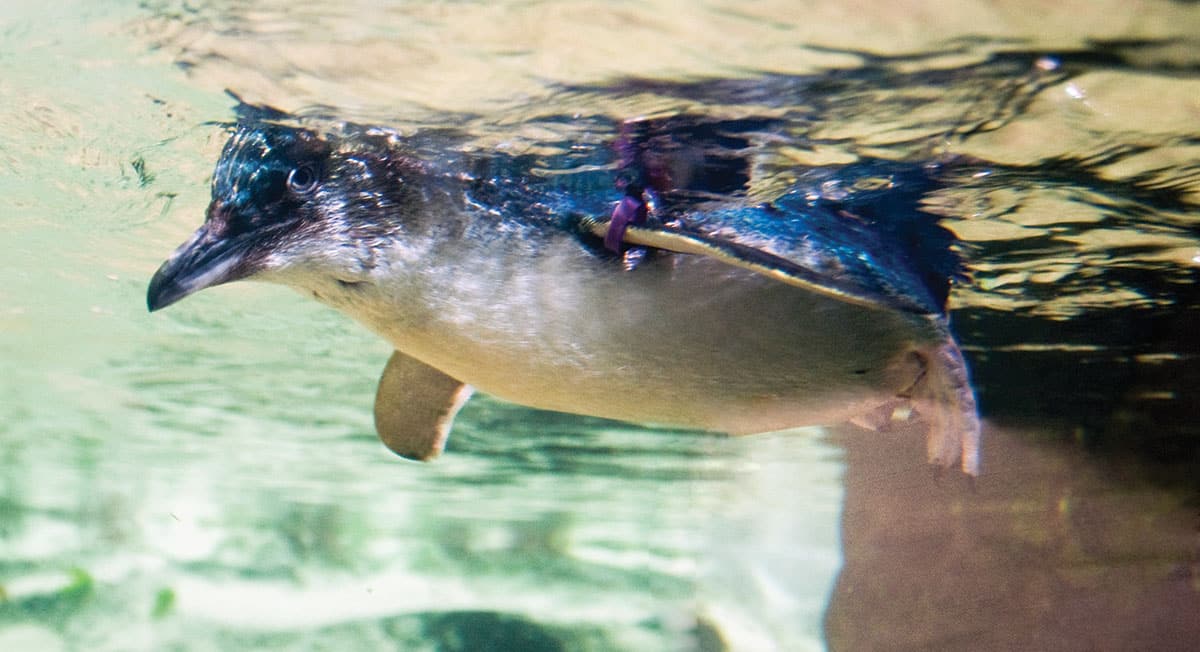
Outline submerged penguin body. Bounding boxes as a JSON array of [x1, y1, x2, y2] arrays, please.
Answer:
[[147, 108, 980, 473]]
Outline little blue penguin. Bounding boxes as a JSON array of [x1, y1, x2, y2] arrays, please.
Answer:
[[147, 106, 981, 474]]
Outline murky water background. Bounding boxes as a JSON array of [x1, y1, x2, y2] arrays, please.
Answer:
[[2, 1, 1199, 650]]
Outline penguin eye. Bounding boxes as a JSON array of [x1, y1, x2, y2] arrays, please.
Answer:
[[287, 164, 319, 195]]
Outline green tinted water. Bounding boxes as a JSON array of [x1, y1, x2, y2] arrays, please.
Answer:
[[3, 1, 1199, 651], [2, 6, 842, 649]]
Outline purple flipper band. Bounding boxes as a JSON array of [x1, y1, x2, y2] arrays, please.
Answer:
[[604, 195, 648, 253]]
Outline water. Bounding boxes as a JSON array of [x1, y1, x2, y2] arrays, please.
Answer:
[[2, 1, 1198, 650]]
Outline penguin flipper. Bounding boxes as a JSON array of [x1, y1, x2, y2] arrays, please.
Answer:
[[374, 351, 473, 461]]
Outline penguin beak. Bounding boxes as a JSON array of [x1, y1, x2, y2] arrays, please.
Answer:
[[146, 202, 255, 312]]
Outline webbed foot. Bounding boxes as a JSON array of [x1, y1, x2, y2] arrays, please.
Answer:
[[849, 399, 908, 432], [911, 336, 981, 475]]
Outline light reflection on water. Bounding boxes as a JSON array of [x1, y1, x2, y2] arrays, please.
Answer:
[[2, 1, 1199, 650]]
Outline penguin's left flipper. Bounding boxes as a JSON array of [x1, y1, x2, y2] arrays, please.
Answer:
[[374, 350, 474, 461]]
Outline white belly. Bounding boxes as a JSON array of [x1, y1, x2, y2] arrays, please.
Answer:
[[338, 244, 942, 435]]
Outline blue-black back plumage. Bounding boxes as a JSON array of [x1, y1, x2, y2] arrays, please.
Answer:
[[465, 117, 964, 316], [219, 104, 964, 317], [600, 114, 963, 315]]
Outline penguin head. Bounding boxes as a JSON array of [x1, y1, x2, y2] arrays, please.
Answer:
[[148, 121, 431, 311]]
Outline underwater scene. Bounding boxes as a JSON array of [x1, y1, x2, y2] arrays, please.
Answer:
[[2, 1, 1198, 650]]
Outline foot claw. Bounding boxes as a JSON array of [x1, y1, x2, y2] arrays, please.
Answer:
[[622, 246, 648, 271]]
